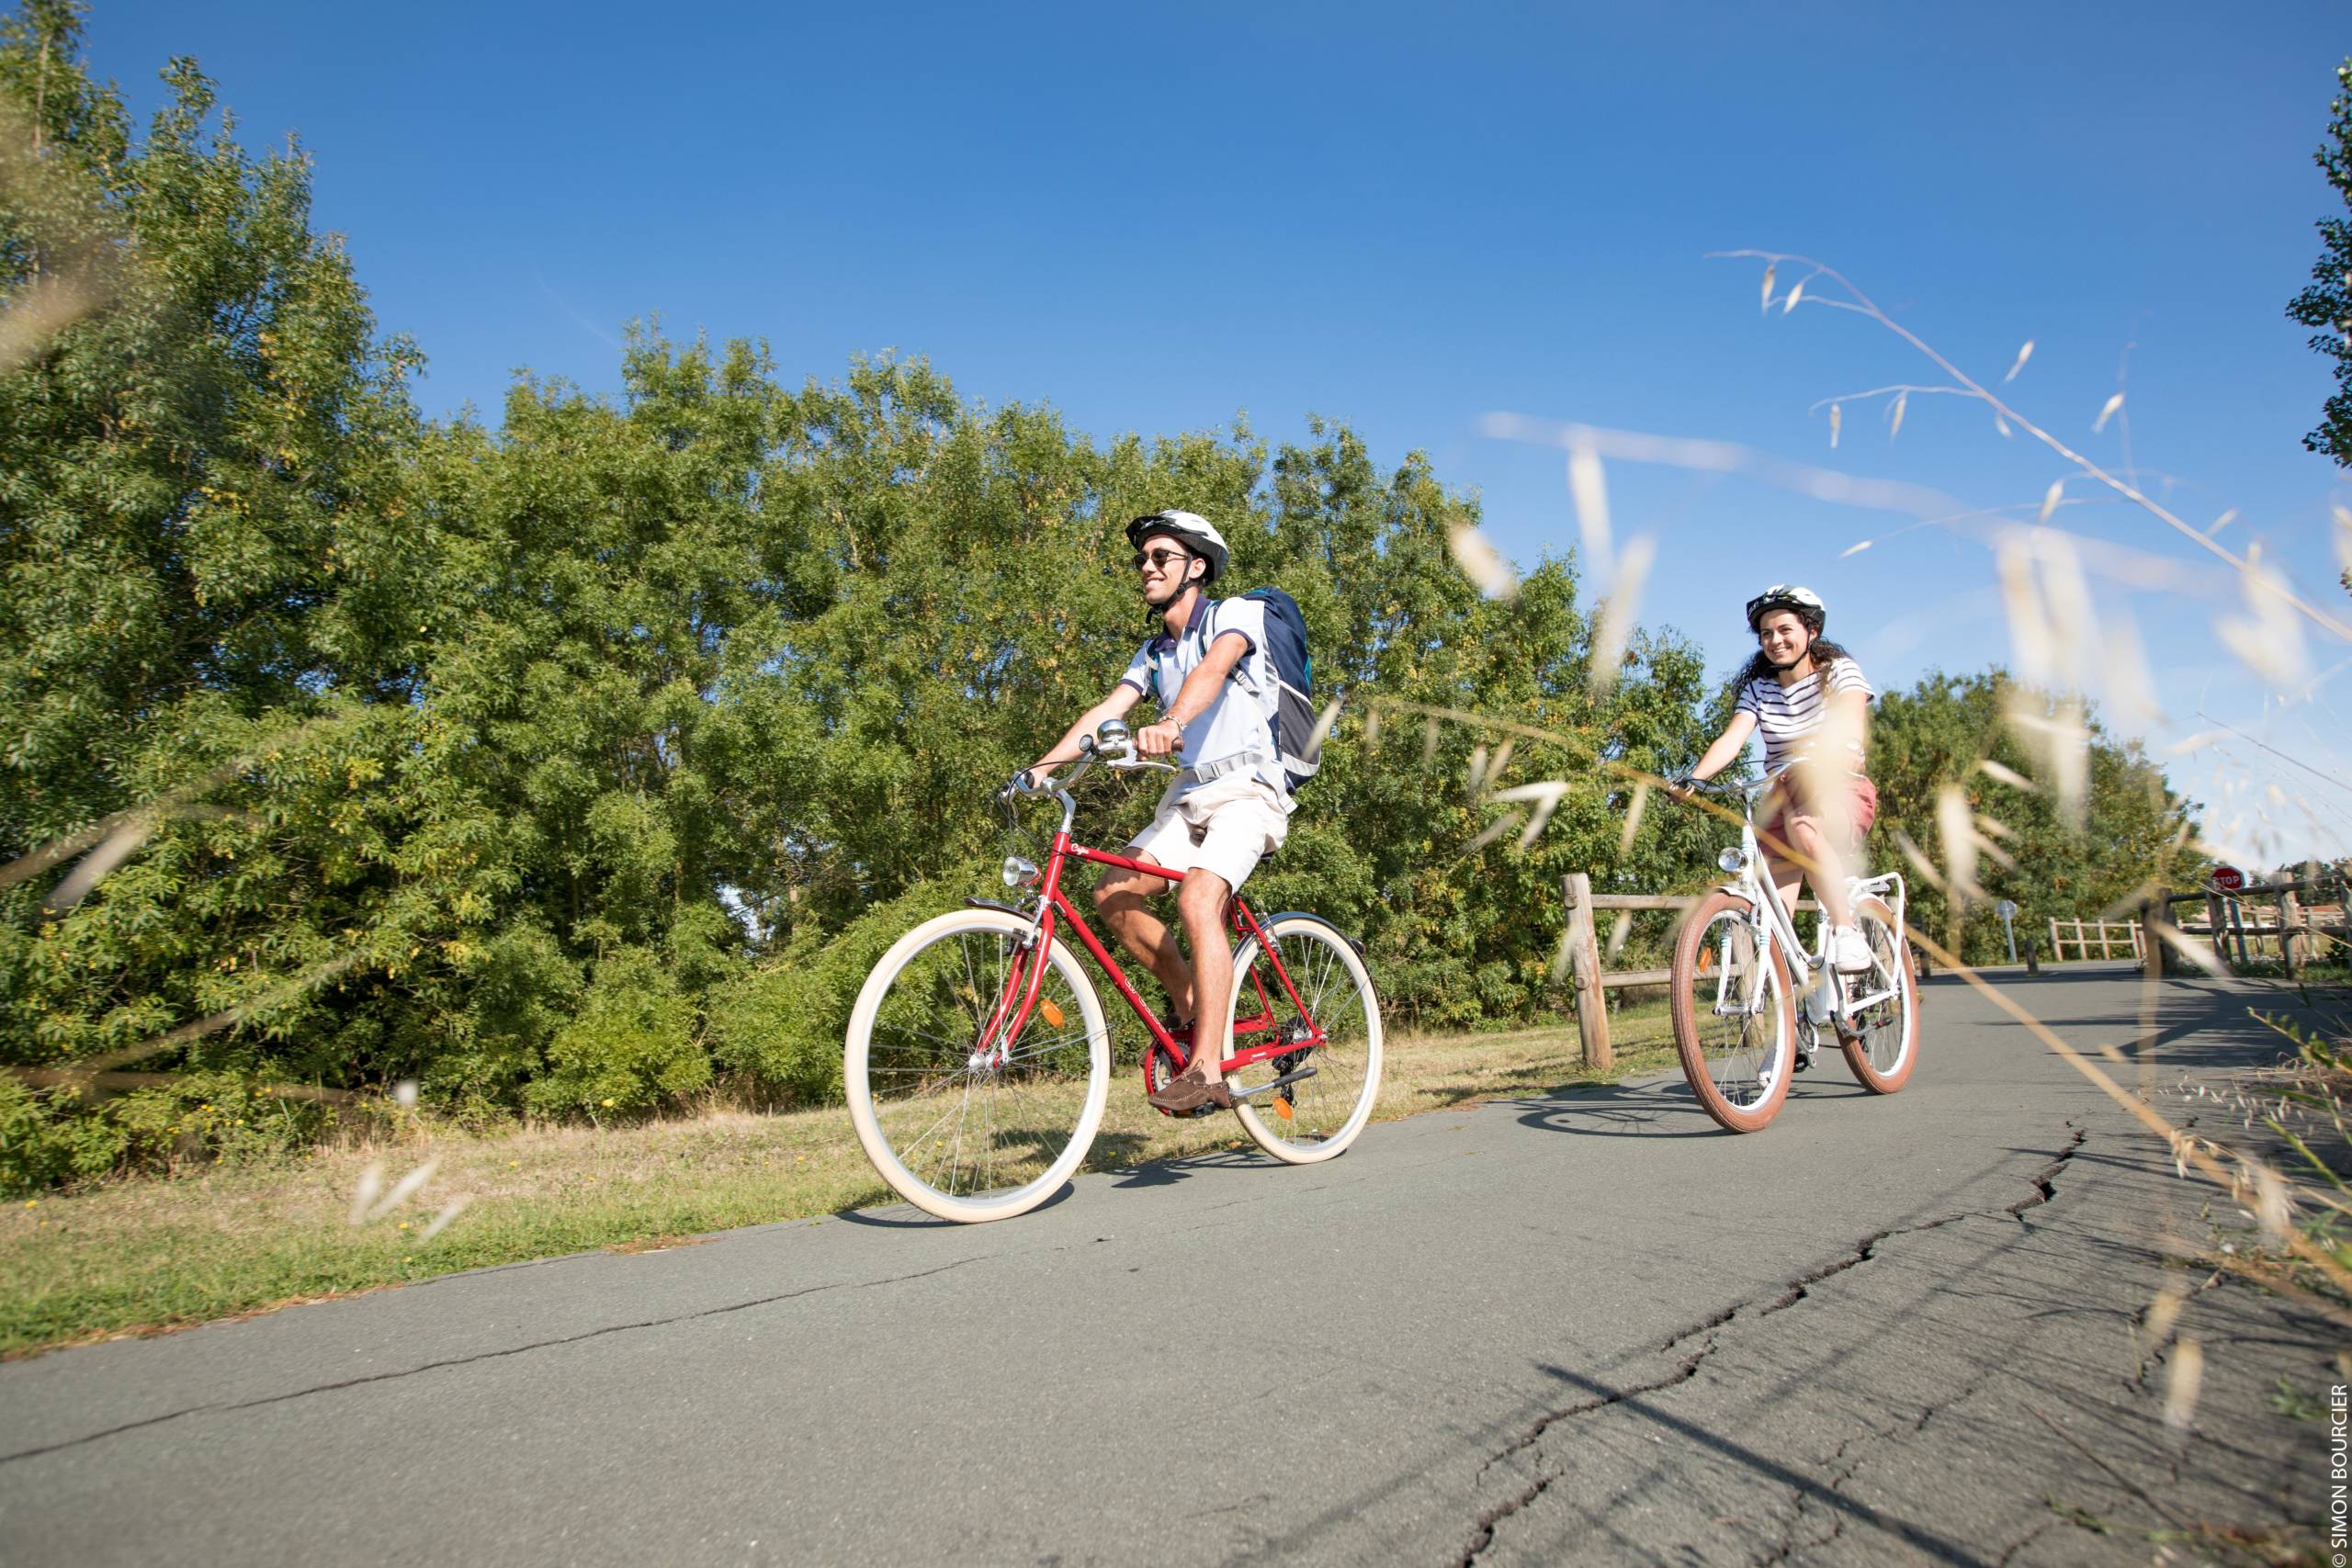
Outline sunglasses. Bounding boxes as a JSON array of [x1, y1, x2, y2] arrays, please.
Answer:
[[1132, 547, 1190, 573]]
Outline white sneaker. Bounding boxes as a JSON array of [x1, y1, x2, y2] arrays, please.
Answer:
[[1829, 925, 1874, 974]]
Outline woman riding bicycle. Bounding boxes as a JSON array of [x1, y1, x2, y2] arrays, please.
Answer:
[[1679, 585, 1878, 974]]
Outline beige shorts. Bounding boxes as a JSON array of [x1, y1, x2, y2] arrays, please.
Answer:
[[1124, 773, 1291, 894]]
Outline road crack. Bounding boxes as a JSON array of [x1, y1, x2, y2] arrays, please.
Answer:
[[1457, 1127, 2086, 1565], [0, 1257, 986, 1465], [2006, 1123, 2086, 1224]]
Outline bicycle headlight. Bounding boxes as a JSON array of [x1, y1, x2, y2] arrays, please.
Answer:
[[1001, 855, 1041, 888], [1718, 847, 1748, 874]]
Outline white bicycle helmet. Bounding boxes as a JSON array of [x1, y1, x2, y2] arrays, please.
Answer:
[[1745, 583, 1826, 633], [1126, 510, 1229, 586]]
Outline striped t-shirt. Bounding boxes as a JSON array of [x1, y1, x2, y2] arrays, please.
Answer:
[[1736, 657, 1876, 771]]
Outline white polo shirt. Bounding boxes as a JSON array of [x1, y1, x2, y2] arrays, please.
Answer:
[[1119, 595, 1294, 813]]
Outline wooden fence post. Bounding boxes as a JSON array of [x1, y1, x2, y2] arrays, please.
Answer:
[[2048, 916, 2063, 964], [1563, 873, 1611, 1071], [2141, 895, 2165, 979], [2282, 886, 2305, 979]]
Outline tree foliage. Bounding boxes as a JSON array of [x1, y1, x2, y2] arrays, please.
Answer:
[[1866, 671, 2201, 964], [2289, 59, 2352, 469], [0, 8, 2210, 1186]]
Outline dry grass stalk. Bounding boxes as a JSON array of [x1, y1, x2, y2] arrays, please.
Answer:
[[1712, 248, 2352, 645], [1447, 523, 1519, 600], [2164, 1337, 2204, 1429], [1585, 535, 1656, 697], [1566, 443, 1615, 580]]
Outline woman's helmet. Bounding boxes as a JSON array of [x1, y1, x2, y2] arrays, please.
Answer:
[[1126, 510, 1229, 588], [1745, 583, 1826, 634]]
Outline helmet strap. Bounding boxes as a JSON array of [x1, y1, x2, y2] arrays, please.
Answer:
[[1140, 547, 1204, 613], [1764, 626, 1816, 674]]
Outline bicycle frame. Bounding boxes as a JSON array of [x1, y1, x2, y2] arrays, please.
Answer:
[[1704, 775, 1907, 1027], [973, 775, 1327, 1078]]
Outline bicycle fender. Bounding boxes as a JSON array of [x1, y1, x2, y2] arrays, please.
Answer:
[[964, 897, 1031, 919], [1259, 910, 1367, 959]]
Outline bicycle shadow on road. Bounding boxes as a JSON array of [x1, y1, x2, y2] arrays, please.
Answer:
[[1494, 1071, 1878, 1141], [1102, 1138, 1277, 1190], [832, 1184, 1082, 1229]]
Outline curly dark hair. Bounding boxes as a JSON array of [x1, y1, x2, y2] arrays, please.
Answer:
[[1741, 636, 1853, 686]]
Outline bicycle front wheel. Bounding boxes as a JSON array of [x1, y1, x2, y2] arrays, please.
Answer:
[[1670, 891, 1796, 1133], [1227, 914, 1384, 1164], [844, 908, 1110, 1223], [1839, 895, 1917, 1093]]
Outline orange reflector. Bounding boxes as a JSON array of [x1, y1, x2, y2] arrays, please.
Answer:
[[1039, 998, 1065, 1028], [1273, 1098, 1294, 1122]]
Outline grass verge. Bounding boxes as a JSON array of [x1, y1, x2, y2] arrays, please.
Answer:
[[1, 1009, 1679, 1358]]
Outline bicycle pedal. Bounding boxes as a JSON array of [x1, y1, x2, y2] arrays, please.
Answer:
[[1231, 1064, 1319, 1102]]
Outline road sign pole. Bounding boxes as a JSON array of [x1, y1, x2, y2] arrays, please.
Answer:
[[1996, 898, 2018, 964]]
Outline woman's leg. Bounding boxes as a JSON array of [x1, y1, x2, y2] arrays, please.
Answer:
[[1786, 817, 1853, 928]]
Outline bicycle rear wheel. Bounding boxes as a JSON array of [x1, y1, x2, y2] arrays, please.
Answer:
[[844, 908, 1110, 1223], [1838, 895, 1917, 1093], [1670, 891, 1796, 1133], [1227, 914, 1383, 1164]]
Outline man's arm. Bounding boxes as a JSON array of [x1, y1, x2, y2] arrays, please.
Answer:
[[1136, 631, 1249, 757], [1027, 682, 1145, 783]]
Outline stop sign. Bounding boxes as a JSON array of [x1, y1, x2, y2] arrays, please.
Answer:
[[2211, 864, 2245, 893]]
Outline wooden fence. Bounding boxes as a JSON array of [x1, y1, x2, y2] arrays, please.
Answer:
[[2046, 918, 2143, 964], [2137, 872, 2350, 980], [1561, 868, 2349, 1069], [1557, 873, 1824, 1074]]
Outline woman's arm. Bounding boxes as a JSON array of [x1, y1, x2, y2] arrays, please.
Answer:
[[1689, 710, 1758, 782]]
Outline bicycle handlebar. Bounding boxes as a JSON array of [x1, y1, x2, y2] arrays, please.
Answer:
[[1001, 726, 1176, 804]]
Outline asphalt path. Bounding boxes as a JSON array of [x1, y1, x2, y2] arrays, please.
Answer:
[[0, 962, 2335, 1565]]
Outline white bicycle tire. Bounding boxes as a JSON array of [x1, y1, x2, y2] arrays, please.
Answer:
[[844, 908, 1111, 1223]]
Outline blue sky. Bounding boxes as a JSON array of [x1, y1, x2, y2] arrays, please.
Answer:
[[82, 0, 2352, 864]]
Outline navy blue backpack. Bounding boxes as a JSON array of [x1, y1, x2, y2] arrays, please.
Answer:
[[1233, 588, 1322, 796]]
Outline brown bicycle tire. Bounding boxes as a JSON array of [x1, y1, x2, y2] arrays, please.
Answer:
[[1838, 895, 1918, 1094], [1670, 889, 1797, 1133]]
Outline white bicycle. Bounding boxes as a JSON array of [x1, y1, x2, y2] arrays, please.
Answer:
[[1668, 773, 1919, 1132]]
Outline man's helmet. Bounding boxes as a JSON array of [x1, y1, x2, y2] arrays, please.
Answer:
[[1126, 510, 1229, 588], [1745, 584, 1826, 634]]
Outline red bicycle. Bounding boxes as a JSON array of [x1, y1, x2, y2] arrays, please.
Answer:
[[844, 722, 1384, 1223]]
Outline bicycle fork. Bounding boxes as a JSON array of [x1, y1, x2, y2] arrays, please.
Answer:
[[968, 927, 1048, 1074]]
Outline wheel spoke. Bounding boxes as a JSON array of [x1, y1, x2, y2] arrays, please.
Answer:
[[1229, 921, 1381, 1163], [850, 916, 1106, 1217]]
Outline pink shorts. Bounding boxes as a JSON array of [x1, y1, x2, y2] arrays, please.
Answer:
[[1759, 773, 1878, 850]]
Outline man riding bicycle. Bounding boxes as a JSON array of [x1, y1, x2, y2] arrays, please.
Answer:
[[1022, 510, 1294, 1113]]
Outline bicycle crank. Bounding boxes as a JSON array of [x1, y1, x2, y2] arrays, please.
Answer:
[[1231, 1064, 1319, 1102]]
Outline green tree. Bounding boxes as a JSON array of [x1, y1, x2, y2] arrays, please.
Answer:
[[1865, 671, 2201, 964], [2288, 59, 2352, 468], [1, 4, 435, 1172]]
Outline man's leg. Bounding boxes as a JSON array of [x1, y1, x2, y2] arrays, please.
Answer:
[[1095, 860, 1194, 1022], [1173, 867, 1234, 1078]]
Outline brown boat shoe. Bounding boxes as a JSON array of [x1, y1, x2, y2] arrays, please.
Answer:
[[1146, 1068, 1233, 1113]]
